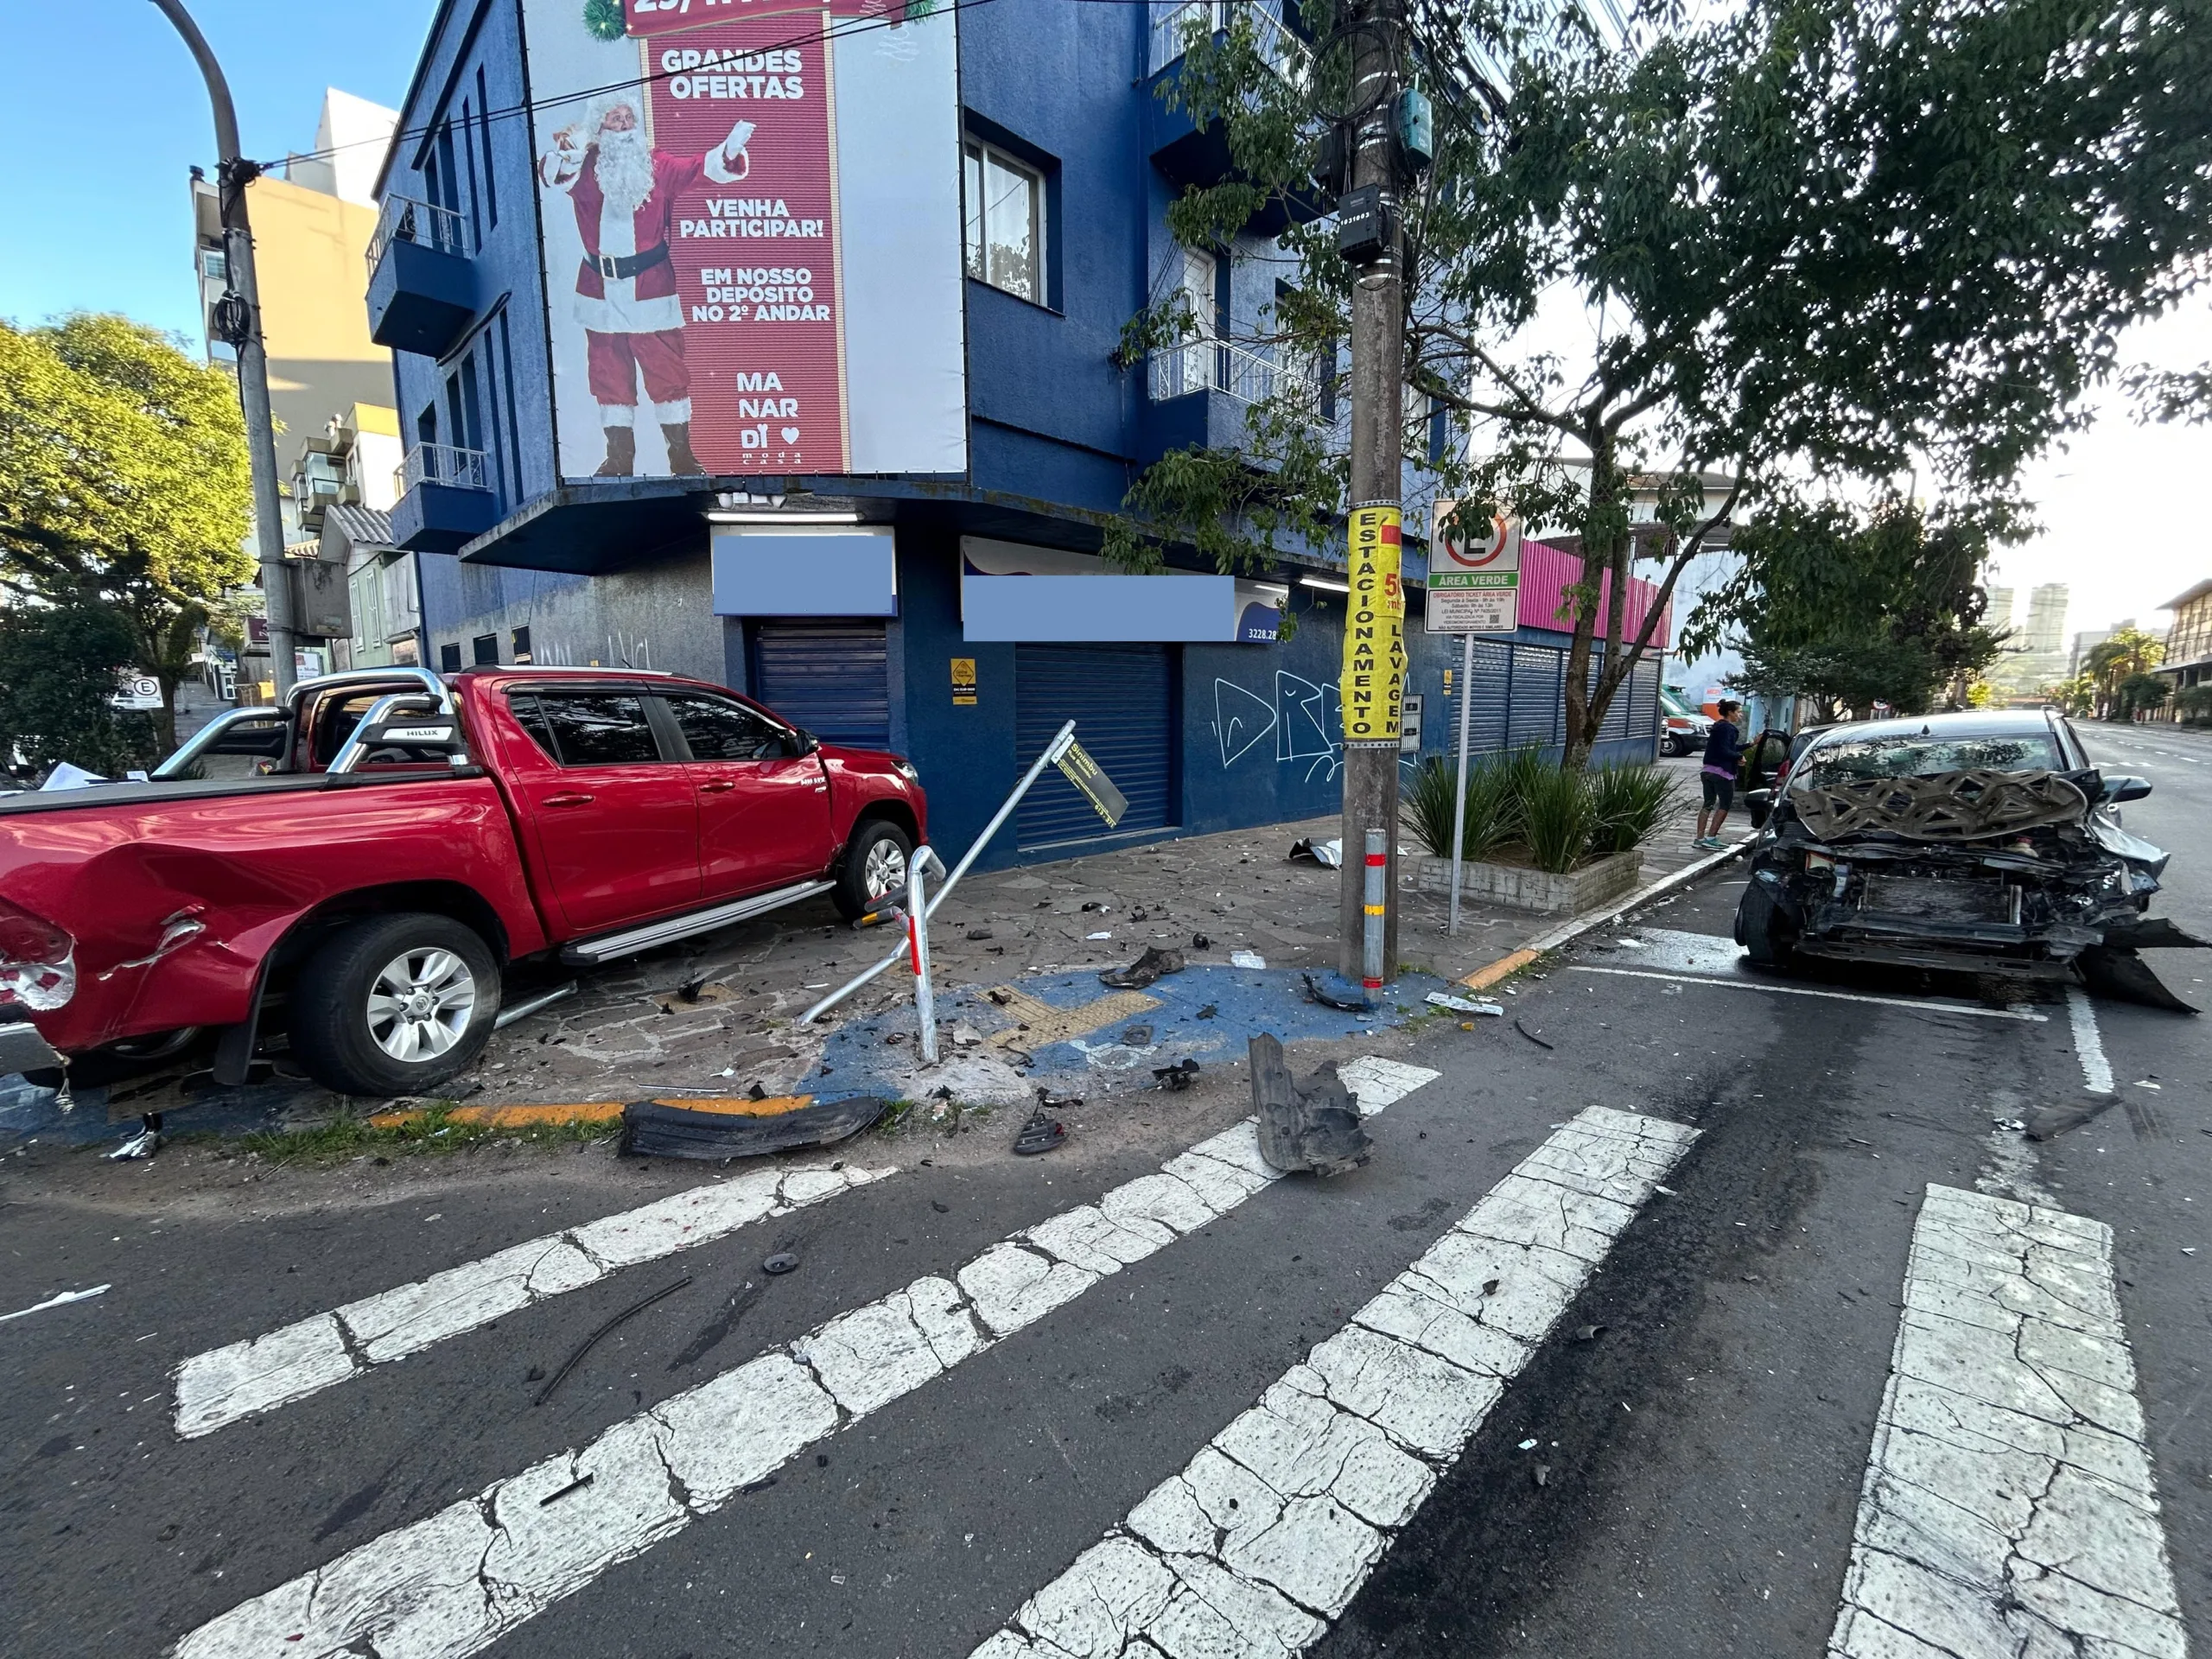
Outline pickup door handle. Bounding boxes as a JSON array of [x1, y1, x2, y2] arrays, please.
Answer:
[[543, 791, 595, 808], [698, 779, 738, 794]]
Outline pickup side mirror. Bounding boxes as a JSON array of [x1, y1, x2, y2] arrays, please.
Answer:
[[2103, 774, 2152, 804], [786, 729, 821, 758]]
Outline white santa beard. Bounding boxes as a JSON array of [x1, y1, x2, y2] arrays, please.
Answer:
[[595, 130, 654, 215]]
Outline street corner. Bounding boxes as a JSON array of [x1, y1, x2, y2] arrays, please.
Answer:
[[799, 957, 1459, 1110]]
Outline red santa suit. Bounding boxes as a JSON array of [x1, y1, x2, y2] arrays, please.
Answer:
[[539, 132, 747, 436]]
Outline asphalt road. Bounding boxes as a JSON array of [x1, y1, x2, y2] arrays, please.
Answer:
[[2, 722, 2205, 1659]]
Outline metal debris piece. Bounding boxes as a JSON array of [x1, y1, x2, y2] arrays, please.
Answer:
[[1248, 1033, 1370, 1178], [1153, 1058, 1200, 1091], [539, 1472, 595, 1507], [1426, 992, 1503, 1015], [1512, 1020, 1554, 1051], [1099, 946, 1185, 989]]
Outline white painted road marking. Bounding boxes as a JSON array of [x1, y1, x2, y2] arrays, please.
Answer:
[[2067, 984, 2113, 1094], [172, 1160, 898, 1439], [171, 1067, 1441, 1659], [1568, 964, 2050, 1021], [969, 1106, 1699, 1659], [1829, 1185, 2186, 1659]]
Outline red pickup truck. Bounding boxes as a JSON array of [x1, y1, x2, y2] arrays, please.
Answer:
[[0, 666, 925, 1098]]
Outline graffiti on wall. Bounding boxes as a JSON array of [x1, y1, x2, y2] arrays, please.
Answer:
[[1212, 671, 1344, 783]]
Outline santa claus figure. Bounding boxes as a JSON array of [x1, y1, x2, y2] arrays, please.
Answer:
[[539, 99, 753, 477]]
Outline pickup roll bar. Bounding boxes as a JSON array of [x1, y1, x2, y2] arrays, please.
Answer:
[[149, 704, 289, 780], [287, 664, 454, 715], [154, 669, 466, 781]]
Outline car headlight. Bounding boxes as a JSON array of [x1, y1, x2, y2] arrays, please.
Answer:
[[893, 758, 921, 786]]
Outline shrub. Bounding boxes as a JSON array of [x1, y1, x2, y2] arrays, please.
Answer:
[[1402, 754, 1516, 861], [1585, 762, 1680, 857], [1519, 764, 1599, 873]]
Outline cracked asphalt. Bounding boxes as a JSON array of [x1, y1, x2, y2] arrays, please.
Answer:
[[1, 728, 2205, 1657]]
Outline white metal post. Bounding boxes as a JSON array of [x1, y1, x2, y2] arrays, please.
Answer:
[[1448, 630, 1475, 933], [909, 855, 938, 1062]]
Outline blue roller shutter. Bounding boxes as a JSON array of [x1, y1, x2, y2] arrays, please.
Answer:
[[1467, 639, 1511, 753], [1508, 645, 1562, 748], [1016, 643, 1174, 848], [751, 621, 891, 750]]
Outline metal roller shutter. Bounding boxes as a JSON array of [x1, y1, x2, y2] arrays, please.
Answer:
[[1628, 658, 1660, 741], [1465, 639, 1511, 753], [1016, 643, 1174, 848], [1508, 645, 1561, 748], [751, 621, 892, 750], [1595, 656, 1632, 741]]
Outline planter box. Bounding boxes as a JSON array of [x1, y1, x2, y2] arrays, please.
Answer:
[[1402, 848, 1643, 915]]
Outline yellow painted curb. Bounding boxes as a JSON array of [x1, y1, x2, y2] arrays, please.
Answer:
[[1460, 948, 1539, 993], [364, 1096, 818, 1132]]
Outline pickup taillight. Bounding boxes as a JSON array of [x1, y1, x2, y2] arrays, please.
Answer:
[[0, 897, 76, 1012]]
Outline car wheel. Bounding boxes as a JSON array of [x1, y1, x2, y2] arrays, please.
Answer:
[[289, 913, 500, 1097], [832, 819, 914, 921], [1734, 876, 1798, 969]]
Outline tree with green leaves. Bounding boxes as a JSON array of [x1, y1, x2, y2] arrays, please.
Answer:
[[1116, 0, 2212, 766], [0, 314, 254, 753], [2082, 626, 2167, 719], [1682, 496, 2004, 721], [0, 601, 161, 779]]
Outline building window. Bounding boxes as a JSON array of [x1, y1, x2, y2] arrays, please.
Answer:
[[963, 139, 1045, 303], [512, 625, 533, 664], [472, 632, 499, 666], [439, 641, 463, 674], [199, 248, 227, 283]]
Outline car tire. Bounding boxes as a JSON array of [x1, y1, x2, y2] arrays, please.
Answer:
[[1735, 876, 1798, 970], [289, 913, 500, 1097], [832, 818, 914, 921]]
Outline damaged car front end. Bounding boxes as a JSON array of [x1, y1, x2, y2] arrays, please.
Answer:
[[1734, 717, 2207, 1009]]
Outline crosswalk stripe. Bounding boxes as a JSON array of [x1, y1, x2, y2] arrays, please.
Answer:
[[1828, 1184, 2187, 1659], [171, 1160, 899, 1440], [967, 1105, 1699, 1659], [170, 1064, 1441, 1659]]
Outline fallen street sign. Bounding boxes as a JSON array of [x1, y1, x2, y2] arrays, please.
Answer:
[[1431, 500, 1520, 633], [1055, 739, 1128, 828]]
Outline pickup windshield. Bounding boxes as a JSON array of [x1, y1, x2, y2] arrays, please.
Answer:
[[1792, 730, 2063, 789]]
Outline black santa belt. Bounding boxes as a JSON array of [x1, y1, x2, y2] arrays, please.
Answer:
[[593, 244, 671, 281]]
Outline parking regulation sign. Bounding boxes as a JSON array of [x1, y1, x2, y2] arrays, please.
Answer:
[[1427, 502, 1521, 633]]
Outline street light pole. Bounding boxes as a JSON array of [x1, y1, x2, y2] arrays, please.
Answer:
[[150, 0, 298, 698]]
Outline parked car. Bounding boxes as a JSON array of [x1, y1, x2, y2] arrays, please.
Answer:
[[1732, 709, 2202, 1005], [1660, 688, 1712, 756], [0, 666, 926, 1097]]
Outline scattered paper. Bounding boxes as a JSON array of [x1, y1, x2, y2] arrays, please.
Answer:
[[1230, 950, 1268, 969], [1426, 992, 1503, 1015], [1, 1285, 111, 1323], [1086, 931, 1112, 941]]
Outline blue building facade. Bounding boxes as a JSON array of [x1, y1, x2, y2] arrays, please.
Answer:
[[372, 0, 1661, 870]]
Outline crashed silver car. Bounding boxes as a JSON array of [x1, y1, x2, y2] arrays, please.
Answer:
[[1734, 709, 2204, 1008]]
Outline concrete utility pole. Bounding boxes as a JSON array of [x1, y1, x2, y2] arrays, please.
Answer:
[[1337, 0, 1407, 982], [151, 0, 299, 697]]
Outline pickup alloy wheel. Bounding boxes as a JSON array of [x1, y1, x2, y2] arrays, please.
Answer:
[[833, 819, 914, 921], [291, 913, 500, 1097]]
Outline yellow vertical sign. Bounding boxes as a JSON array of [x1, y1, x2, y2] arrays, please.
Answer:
[[1340, 504, 1406, 745]]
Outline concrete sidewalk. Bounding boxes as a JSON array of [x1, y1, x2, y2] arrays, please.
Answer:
[[0, 752, 1726, 1145]]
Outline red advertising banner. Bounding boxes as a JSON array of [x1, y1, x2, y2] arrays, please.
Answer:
[[643, 13, 846, 472]]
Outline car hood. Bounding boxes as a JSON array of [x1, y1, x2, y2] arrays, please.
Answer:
[[1781, 766, 2168, 872]]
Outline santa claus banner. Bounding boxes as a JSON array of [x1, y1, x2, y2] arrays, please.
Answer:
[[524, 0, 966, 482]]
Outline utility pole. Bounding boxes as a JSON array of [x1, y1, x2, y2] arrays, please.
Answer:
[[1336, 0, 1407, 985], [151, 0, 299, 698]]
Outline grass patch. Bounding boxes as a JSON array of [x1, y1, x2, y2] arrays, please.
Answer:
[[230, 1104, 616, 1166]]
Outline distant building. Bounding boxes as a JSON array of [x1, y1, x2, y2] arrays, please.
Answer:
[[2155, 580, 2212, 715], [2023, 583, 2069, 653], [1986, 585, 2016, 640], [2069, 625, 2126, 679]]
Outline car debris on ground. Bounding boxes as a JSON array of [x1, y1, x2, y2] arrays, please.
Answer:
[[1248, 1033, 1370, 1177], [1099, 946, 1185, 989], [621, 1094, 888, 1161], [1287, 837, 1344, 868]]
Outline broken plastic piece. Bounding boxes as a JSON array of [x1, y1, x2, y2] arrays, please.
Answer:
[[621, 1094, 887, 1162], [1192, 933, 1211, 950], [1153, 1058, 1200, 1091], [1301, 971, 1369, 1012], [1085, 931, 1113, 941], [949, 1024, 982, 1048], [762, 1252, 800, 1275], [1512, 1020, 1555, 1051], [539, 1472, 595, 1507], [1287, 836, 1344, 868], [1248, 1033, 1370, 1178], [966, 927, 994, 941], [1014, 1107, 1067, 1156], [1099, 946, 1185, 989], [1426, 991, 1502, 1015], [1196, 1003, 1218, 1020], [1230, 950, 1268, 969], [1122, 1024, 1154, 1045], [107, 1113, 163, 1161], [534, 1274, 692, 1406], [2077, 944, 2197, 1013]]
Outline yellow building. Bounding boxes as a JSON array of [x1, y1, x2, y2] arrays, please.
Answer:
[[2157, 580, 2212, 718]]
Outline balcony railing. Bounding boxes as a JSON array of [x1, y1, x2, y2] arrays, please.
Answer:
[[1148, 338, 1321, 407], [397, 442, 491, 497], [366, 195, 469, 277], [1148, 0, 1307, 79]]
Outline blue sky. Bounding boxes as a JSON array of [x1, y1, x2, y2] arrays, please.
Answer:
[[0, 1, 439, 343]]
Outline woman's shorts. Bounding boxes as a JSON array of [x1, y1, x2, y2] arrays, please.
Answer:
[[1701, 772, 1735, 810]]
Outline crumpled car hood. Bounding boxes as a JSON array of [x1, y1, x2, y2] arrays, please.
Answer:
[[1790, 768, 2090, 843]]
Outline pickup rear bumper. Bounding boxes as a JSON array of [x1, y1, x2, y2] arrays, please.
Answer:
[[0, 1020, 62, 1075]]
